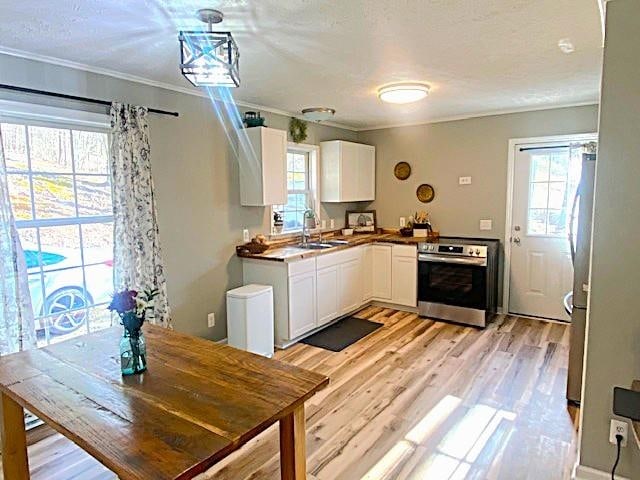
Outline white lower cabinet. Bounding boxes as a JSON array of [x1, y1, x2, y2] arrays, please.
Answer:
[[338, 258, 363, 315], [288, 271, 317, 338], [243, 242, 417, 348], [362, 245, 373, 301], [316, 265, 339, 326], [372, 244, 392, 300], [391, 246, 418, 307]]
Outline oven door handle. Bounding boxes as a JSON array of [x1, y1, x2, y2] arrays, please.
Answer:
[[418, 253, 487, 266]]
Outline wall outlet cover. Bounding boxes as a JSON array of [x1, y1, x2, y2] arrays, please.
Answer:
[[609, 419, 628, 447], [459, 176, 472, 185], [207, 313, 216, 328], [400, 217, 406, 227], [330, 219, 335, 228], [480, 219, 493, 231], [243, 229, 250, 242], [321, 219, 327, 229]]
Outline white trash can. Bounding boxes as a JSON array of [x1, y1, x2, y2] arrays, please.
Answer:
[[226, 284, 274, 358]]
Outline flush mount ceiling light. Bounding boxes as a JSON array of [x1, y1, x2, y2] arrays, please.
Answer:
[[179, 8, 240, 87], [378, 82, 430, 104], [558, 38, 576, 54], [301, 107, 336, 122]]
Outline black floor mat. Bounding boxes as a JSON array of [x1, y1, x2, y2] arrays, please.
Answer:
[[301, 316, 382, 352]]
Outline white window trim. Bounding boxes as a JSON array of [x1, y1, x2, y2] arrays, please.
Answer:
[[270, 143, 320, 236]]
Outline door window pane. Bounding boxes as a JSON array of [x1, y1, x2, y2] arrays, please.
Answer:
[[526, 148, 582, 237]]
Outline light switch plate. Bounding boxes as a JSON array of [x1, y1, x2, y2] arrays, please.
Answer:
[[321, 219, 327, 229], [330, 219, 335, 228], [207, 313, 215, 328], [480, 219, 492, 231], [459, 176, 472, 185]]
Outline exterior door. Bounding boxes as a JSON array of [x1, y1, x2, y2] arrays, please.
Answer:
[[508, 143, 581, 320]]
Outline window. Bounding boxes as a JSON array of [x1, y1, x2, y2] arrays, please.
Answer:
[[2, 120, 114, 347], [273, 146, 318, 233], [527, 147, 582, 237]]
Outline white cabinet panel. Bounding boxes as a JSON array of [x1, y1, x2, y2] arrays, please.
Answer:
[[362, 245, 373, 302], [338, 258, 362, 315], [238, 127, 287, 206], [357, 144, 376, 201], [288, 271, 317, 338], [316, 265, 339, 326], [320, 140, 376, 202], [372, 244, 392, 300], [392, 252, 417, 307]]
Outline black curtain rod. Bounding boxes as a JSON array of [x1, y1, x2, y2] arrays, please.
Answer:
[[520, 145, 570, 152], [0, 84, 179, 117]]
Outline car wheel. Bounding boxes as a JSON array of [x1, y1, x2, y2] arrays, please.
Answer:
[[44, 287, 92, 335]]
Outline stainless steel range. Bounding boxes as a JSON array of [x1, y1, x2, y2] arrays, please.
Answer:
[[417, 241, 498, 327]]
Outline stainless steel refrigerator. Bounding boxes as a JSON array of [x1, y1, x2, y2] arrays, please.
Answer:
[[566, 152, 596, 405]]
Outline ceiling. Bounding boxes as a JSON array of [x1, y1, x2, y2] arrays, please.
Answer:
[[0, 0, 603, 130]]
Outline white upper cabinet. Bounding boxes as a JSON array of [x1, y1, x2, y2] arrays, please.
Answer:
[[320, 140, 375, 202], [238, 127, 287, 206]]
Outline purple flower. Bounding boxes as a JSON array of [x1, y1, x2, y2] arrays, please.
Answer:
[[108, 289, 138, 314]]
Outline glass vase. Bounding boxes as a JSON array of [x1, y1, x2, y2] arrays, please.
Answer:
[[120, 329, 147, 375]]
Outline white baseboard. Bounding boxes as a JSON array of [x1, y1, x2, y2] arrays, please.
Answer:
[[216, 337, 228, 345], [575, 465, 629, 480]]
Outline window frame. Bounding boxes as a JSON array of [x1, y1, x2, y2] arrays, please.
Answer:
[[271, 143, 320, 235], [1, 104, 114, 347]]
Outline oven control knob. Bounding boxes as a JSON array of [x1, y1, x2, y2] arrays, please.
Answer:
[[475, 248, 481, 255], [468, 248, 474, 255]]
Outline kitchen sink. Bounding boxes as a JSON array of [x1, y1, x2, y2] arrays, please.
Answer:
[[296, 242, 335, 250]]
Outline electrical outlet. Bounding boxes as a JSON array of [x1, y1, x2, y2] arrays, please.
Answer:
[[243, 229, 250, 242], [207, 313, 216, 328], [321, 219, 327, 229], [400, 217, 406, 227], [330, 218, 335, 228], [609, 419, 628, 447], [459, 176, 472, 185], [480, 219, 493, 231]]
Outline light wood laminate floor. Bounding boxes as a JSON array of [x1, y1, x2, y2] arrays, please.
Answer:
[[1, 308, 578, 480]]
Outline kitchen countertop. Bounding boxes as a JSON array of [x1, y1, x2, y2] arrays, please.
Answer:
[[238, 232, 434, 262]]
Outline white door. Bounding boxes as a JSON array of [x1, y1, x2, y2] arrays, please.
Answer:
[[392, 256, 418, 307], [338, 259, 363, 315], [509, 143, 581, 320], [362, 245, 373, 301], [372, 245, 392, 300], [316, 265, 339, 326], [288, 271, 317, 338]]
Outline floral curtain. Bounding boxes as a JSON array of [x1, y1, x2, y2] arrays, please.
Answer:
[[0, 131, 37, 355], [110, 103, 171, 328]]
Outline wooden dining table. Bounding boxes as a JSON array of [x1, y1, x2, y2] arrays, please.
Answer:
[[0, 324, 328, 480]]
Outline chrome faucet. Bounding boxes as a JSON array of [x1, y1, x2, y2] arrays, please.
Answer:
[[301, 209, 317, 245]]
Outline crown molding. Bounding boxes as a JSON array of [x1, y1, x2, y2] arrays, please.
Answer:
[[0, 45, 357, 131], [355, 101, 599, 132]]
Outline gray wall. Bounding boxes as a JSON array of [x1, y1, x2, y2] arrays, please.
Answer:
[[358, 106, 599, 237], [579, 0, 640, 476], [0, 53, 358, 340], [358, 105, 599, 305]]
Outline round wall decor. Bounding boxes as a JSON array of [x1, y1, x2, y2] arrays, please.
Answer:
[[394, 161, 411, 180], [416, 183, 435, 203]]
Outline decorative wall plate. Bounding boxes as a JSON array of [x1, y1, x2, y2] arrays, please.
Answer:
[[416, 184, 435, 203], [394, 161, 411, 180]]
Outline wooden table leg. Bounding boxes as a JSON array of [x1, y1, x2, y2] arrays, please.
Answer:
[[279, 405, 306, 480], [1, 392, 30, 479]]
